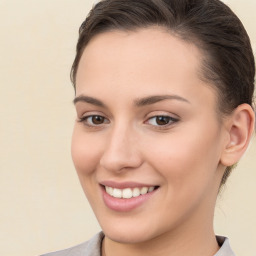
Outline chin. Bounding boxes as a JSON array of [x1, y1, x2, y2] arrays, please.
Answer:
[[104, 229, 154, 244], [98, 216, 166, 245]]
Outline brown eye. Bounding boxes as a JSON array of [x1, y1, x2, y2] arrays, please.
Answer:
[[155, 116, 171, 125], [91, 115, 105, 124], [78, 115, 109, 126], [146, 115, 179, 127]]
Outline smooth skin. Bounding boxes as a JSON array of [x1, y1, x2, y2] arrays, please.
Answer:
[[71, 27, 255, 256]]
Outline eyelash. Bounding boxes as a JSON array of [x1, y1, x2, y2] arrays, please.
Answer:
[[78, 115, 109, 127], [78, 114, 179, 129], [145, 115, 179, 128]]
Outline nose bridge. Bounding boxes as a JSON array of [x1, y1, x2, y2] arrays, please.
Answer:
[[99, 121, 142, 172]]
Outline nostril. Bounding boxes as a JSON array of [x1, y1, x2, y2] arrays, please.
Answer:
[[99, 152, 143, 173]]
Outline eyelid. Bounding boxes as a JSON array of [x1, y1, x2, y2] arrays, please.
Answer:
[[145, 111, 180, 121], [78, 110, 107, 120]]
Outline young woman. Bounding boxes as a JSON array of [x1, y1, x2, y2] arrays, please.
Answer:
[[42, 0, 255, 255]]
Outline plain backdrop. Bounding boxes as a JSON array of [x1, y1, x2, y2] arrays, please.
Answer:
[[0, 0, 255, 255]]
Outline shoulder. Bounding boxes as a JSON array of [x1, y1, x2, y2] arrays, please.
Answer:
[[215, 236, 236, 256], [40, 232, 104, 256]]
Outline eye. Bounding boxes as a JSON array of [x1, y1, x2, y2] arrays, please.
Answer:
[[78, 115, 109, 126], [146, 115, 179, 127]]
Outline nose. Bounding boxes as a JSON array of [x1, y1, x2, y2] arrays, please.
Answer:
[[99, 125, 143, 173]]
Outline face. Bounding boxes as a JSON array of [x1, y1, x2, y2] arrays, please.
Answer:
[[72, 27, 227, 244]]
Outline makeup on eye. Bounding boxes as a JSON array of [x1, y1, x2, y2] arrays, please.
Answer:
[[78, 113, 179, 129], [78, 115, 110, 127], [145, 115, 179, 127]]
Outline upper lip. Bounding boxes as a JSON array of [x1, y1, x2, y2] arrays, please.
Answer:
[[100, 180, 158, 189]]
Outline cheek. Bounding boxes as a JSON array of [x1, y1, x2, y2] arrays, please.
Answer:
[[71, 127, 106, 208], [145, 124, 221, 191], [144, 132, 221, 227], [71, 126, 102, 176]]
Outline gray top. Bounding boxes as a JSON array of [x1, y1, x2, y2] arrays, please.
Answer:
[[41, 232, 235, 256]]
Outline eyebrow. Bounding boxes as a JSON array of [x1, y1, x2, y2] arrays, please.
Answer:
[[73, 94, 190, 107], [73, 95, 106, 107], [134, 95, 191, 106]]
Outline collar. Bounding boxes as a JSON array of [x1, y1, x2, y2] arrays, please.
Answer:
[[215, 236, 236, 256]]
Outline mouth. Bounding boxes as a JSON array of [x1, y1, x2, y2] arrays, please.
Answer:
[[100, 182, 159, 212], [104, 185, 157, 199]]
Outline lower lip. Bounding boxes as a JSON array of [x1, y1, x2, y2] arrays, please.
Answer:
[[101, 186, 158, 212]]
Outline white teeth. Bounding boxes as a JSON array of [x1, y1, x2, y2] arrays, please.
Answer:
[[140, 187, 148, 195], [106, 186, 113, 196], [105, 186, 156, 198], [132, 187, 140, 197], [122, 188, 133, 199], [112, 188, 122, 198]]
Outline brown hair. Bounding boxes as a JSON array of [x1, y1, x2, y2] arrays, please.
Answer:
[[71, 0, 255, 185]]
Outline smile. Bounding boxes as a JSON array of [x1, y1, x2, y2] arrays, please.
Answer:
[[101, 182, 159, 211], [105, 186, 156, 199]]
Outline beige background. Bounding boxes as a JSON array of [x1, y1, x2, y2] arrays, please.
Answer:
[[0, 0, 255, 255]]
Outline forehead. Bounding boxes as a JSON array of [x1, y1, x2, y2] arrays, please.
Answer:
[[76, 27, 217, 109], [77, 27, 203, 83]]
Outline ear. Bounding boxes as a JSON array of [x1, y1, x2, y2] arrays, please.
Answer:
[[220, 104, 255, 167]]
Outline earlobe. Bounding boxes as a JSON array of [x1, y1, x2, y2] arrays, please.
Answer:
[[220, 104, 255, 167]]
